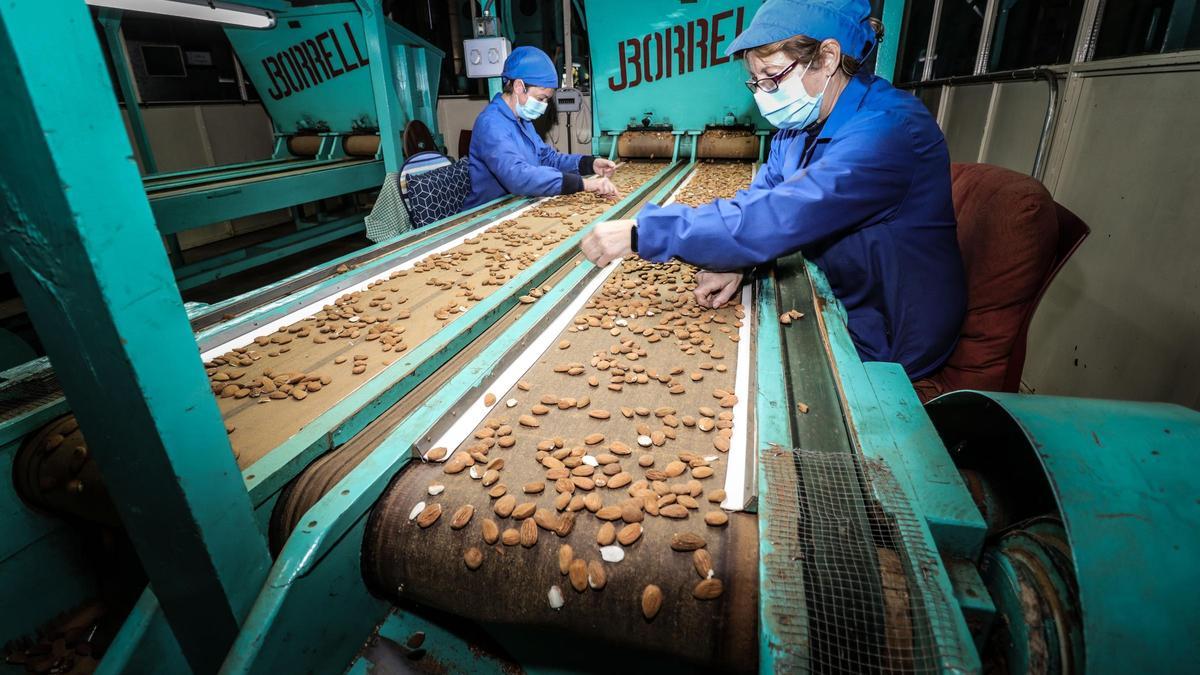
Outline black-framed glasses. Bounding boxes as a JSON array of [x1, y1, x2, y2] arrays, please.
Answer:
[[745, 59, 801, 94]]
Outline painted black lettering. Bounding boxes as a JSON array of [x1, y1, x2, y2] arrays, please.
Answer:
[[626, 38, 642, 89], [262, 57, 284, 100], [692, 18, 709, 71], [316, 32, 342, 77], [609, 39, 629, 91], [291, 44, 320, 85], [343, 22, 369, 67], [329, 30, 357, 73], [711, 10, 733, 66], [305, 39, 332, 80], [280, 49, 308, 90], [670, 25, 686, 77]]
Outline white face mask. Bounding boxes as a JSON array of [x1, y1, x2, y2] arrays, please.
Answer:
[[515, 84, 549, 120], [753, 61, 832, 130]]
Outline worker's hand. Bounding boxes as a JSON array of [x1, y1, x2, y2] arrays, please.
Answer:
[[592, 158, 617, 178], [583, 176, 620, 200], [581, 219, 635, 267], [694, 271, 743, 309]]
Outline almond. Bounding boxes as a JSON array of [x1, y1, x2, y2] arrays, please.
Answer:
[[554, 492, 571, 510], [587, 560, 607, 590], [488, 484, 507, 499], [533, 508, 557, 531], [523, 481, 546, 494], [638, 454, 654, 467], [494, 494, 516, 518], [610, 441, 632, 455], [569, 558, 588, 592], [426, 447, 448, 461], [693, 549, 714, 579], [692, 466, 715, 479], [483, 393, 496, 406], [584, 493, 603, 512], [450, 504, 475, 529], [707, 489, 726, 503], [558, 544, 574, 574], [596, 506, 622, 521], [705, 510, 729, 527], [621, 501, 644, 523], [678, 495, 699, 509], [519, 415, 539, 428], [693, 578, 724, 600], [642, 585, 663, 620], [670, 532, 706, 551], [584, 433, 605, 445], [464, 547, 483, 570], [607, 472, 632, 489], [512, 502, 536, 520], [443, 455, 469, 474], [555, 512, 576, 536], [664, 461, 687, 477], [481, 519, 500, 544], [617, 523, 643, 545], [520, 519, 538, 547], [501, 528, 520, 545], [416, 503, 442, 528]]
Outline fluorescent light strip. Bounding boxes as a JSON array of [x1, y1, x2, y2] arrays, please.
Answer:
[[85, 0, 275, 29], [721, 283, 753, 512], [200, 198, 552, 362]]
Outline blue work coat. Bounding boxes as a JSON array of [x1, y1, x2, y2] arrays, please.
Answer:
[[462, 94, 586, 209], [636, 74, 965, 380]]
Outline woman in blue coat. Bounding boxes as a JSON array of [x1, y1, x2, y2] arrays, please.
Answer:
[[462, 46, 619, 210], [581, 0, 965, 381]]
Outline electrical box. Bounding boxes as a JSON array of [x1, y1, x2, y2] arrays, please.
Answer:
[[554, 87, 582, 113], [464, 37, 510, 79]]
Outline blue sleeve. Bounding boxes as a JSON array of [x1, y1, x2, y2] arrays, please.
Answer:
[[476, 120, 567, 197], [636, 113, 914, 271], [535, 133, 583, 173], [748, 133, 789, 190]]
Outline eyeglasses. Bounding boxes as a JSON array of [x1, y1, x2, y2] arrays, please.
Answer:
[[745, 59, 801, 94]]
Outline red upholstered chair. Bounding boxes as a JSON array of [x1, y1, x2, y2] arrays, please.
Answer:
[[913, 163, 1090, 402]]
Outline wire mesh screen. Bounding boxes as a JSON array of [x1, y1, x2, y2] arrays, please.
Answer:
[[0, 365, 61, 423], [760, 447, 969, 674]]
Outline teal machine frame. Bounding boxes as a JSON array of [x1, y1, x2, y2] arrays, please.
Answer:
[[2, 1, 1198, 672], [101, 1, 445, 291]]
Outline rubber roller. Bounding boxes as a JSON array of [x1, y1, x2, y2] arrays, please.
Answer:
[[343, 134, 381, 157], [617, 131, 676, 160], [695, 130, 758, 160], [13, 414, 120, 527], [287, 135, 322, 157]]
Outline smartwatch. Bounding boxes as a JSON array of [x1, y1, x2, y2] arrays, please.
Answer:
[[630, 224, 639, 254]]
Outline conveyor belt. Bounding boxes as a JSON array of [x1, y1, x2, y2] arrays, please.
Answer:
[[353, 163, 758, 670], [203, 162, 669, 468], [146, 156, 377, 199]]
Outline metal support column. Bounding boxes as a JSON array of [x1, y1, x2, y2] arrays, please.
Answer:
[[97, 9, 157, 175], [877, 0, 906, 82], [356, 0, 405, 170], [0, 3, 270, 673]]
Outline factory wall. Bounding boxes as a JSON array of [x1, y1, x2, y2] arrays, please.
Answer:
[[119, 103, 290, 251], [933, 57, 1200, 409], [436, 94, 595, 158]]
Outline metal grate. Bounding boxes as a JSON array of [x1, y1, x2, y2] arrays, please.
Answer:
[[0, 364, 63, 423], [761, 448, 968, 674]]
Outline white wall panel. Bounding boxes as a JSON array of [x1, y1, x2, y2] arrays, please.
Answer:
[[941, 84, 992, 163], [1023, 69, 1200, 408]]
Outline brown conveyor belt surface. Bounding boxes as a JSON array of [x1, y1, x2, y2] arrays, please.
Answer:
[[362, 163, 758, 671], [204, 162, 667, 467]]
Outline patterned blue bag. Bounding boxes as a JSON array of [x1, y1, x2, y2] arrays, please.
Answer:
[[399, 151, 471, 228]]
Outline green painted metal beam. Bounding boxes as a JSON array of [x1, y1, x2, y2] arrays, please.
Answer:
[[97, 10, 156, 174], [148, 158, 384, 233], [0, 3, 269, 672], [878, 0, 905, 82], [173, 213, 365, 291], [356, 1, 405, 171]]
